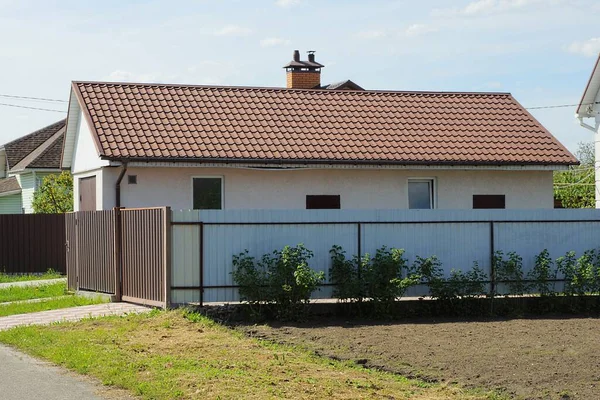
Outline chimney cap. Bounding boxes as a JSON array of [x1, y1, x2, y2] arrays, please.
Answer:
[[283, 49, 324, 69]]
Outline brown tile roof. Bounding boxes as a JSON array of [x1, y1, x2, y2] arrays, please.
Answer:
[[72, 82, 577, 166], [0, 177, 20, 195], [3, 120, 66, 169]]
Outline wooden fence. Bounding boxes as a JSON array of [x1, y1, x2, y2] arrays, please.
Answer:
[[0, 214, 66, 274], [66, 207, 170, 308]]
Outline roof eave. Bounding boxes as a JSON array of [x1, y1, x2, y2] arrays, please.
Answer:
[[100, 155, 577, 168], [577, 53, 600, 117]]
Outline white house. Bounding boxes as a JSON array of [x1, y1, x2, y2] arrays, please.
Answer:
[[0, 120, 65, 214], [576, 53, 600, 208], [62, 51, 576, 212]]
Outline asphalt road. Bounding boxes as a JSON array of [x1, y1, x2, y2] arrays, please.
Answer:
[[0, 344, 104, 400]]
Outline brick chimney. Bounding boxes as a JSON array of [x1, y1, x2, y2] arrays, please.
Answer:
[[283, 50, 324, 89]]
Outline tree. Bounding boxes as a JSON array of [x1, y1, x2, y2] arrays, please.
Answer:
[[32, 171, 74, 213], [553, 142, 595, 208]]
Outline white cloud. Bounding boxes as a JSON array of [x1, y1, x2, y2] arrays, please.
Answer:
[[433, 0, 546, 17], [356, 30, 386, 39], [567, 38, 600, 57], [213, 25, 253, 37], [404, 24, 437, 37], [275, 0, 300, 7], [260, 37, 291, 47]]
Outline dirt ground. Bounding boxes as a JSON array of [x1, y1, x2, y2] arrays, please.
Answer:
[[242, 316, 600, 399]]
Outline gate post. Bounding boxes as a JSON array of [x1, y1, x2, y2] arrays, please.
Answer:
[[163, 207, 172, 309], [113, 207, 123, 302]]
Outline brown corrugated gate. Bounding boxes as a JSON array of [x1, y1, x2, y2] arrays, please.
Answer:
[[0, 214, 66, 274], [66, 207, 170, 308]]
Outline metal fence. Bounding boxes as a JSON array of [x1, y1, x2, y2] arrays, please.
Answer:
[[0, 213, 66, 274], [170, 209, 600, 305], [66, 207, 170, 308]]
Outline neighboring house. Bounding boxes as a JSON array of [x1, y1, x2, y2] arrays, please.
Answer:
[[61, 51, 577, 212], [0, 120, 66, 214], [575, 53, 600, 208]]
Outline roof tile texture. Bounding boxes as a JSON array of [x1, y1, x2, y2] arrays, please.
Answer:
[[0, 177, 20, 194], [3, 120, 66, 169], [73, 82, 577, 165]]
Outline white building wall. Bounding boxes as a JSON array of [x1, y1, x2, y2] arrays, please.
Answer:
[[16, 172, 36, 214], [108, 166, 554, 210], [71, 111, 109, 174]]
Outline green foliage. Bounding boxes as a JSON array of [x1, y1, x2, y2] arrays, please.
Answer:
[[0, 269, 62, 283], [364, 247, 410, 308], [232, 244, 325, 320], [446, 263, 488, 299], [329, 245, 363, 303], [556, 251, 581, 296], [32, 171, 73, 214], [527, 249, 556, 296], [553, 142, 594, 208], [557, 250, 600, 296], [493, 251, 526, 296], [329, 245, 414, 315], [410, 257, 487, 301]]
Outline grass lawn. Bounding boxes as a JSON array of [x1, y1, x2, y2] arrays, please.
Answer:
[[0, 309, 504, 400], [0, 270, 62, 283], [0, 282, 68, 303], [0, 295, 107, 317]]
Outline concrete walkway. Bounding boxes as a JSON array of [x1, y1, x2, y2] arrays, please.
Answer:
[[0, 344, 107, 399], [0, 277, 67, 289], [0, 302, 150, 331]]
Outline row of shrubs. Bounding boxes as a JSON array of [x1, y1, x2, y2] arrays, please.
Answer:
[[231, 244, 600, 320]]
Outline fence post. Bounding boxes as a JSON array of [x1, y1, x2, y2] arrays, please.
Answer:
[[489, 221, 495, 297], [199, 221, 204, 307], [113, 207, 122, 302], [163, 207, 172, 309]]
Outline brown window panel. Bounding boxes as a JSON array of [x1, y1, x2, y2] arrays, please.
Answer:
[[306, 195, 341, 209], [473, 194, 506, 209]]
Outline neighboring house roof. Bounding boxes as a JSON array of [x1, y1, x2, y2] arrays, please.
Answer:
[[70, 81, 577, 166], [0, 177, 21, 196], [576, 53, 600, 118], [321, 80, 364, 90], [3, 120, 66, 171]]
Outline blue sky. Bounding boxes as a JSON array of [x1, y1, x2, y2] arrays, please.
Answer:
[[0, 0, 599, 153]]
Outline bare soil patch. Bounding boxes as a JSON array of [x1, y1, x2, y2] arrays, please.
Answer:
[[242, 316, 600, 399]]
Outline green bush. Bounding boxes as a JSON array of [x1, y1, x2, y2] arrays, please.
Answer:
[[329, 245, 416, 315], [493, 251, 526, 296], [232, 244, 325, 320], [527, 249, 556, 297], [329, 245, 364, 303]]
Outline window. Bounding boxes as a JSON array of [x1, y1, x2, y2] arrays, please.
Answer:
[[127, 175, 137, 184], [473, 195, 505, 209], [306, 195, 341, 209], [192, 177, 223, 210], [408, 179, 434, 209]]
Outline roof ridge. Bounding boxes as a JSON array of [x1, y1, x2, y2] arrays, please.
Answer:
[[1, 119, 66, 148], [73, 80, 512, 97]]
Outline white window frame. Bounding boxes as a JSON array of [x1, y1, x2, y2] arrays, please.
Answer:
[[407, 177, 437, 209], [190, 176, 224, 210]]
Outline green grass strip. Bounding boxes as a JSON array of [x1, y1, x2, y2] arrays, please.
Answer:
[[0, 295, 107, 317], [0, 283, 67, 303], [0, 270, 63, 283]]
